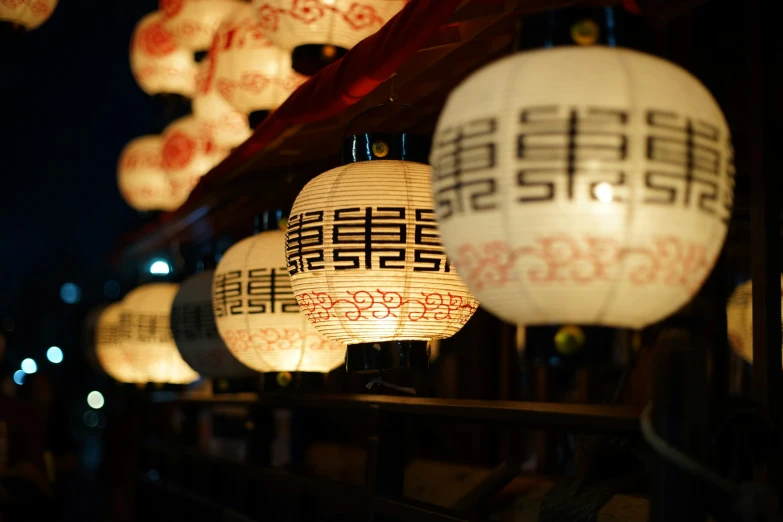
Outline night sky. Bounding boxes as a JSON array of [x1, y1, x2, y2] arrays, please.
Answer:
[[1, 0, 167, 367]]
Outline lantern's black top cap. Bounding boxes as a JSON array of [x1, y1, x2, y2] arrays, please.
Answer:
[[342, 133, 430, 165]]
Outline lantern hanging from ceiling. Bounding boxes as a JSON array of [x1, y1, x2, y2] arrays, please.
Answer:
[[431, 46, 735, 330], [94, 303, 147, 384], [118, 135, 193, 212], [726, 277, 783, 365], [118, 283, 200, 384], [213, 229, 346, 373], [130, 12, 198, 98], [160, 0, 241, 51], [161, 115, 229, 184], [286, 134, 479, 371], [252, 0, 406, 75], [172, 270, 255, 378], [0, 0, 57, 31], [211, 3, 305, 116], [192, 51, 252, 149]]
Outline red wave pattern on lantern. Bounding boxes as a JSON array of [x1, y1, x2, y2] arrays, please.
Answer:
[[454, 235, 712, 297], [256, 0, 384, 33], [296, 290, 478, 324], [220, 328, 343, 354]]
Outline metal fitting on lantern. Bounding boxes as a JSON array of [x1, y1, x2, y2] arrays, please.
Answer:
[[346, 341, 430, 373], [342, 133, 430, 165]]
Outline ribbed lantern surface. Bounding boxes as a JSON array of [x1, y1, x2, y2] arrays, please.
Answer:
[[214, 230, 346, 373], [118, 283, 200, 384], [172, 271, 254, 378], [431, 47, 735, 330], [286, 160, 479, 345]]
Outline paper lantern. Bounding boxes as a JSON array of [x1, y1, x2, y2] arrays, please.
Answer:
[[431, 47, 735, 330], [160, 0, 241, 51], [212, 3, 305, 115], [118, 283, 200, 384], [213, 230, 346, 373], [726, 277, 783, 365], [252, 0, 405, 69], [161, 115, 229, 183], [118, 135, 193, 212], [172, 271, 254, 378], [130, 12, 198, 98], [94, 303, 146, 383], [192, 51, 252, 149], [0, 0, 57, 31], [286, 148, 479, 370]]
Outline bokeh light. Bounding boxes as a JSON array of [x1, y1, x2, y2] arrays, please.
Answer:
[[149, 259, 171, 275], [21, 358, 37, 374], [103, 280, 121, 299], [60, 282, 82, 304], [13, 370, 25, 385], [87, 390, 105, 409], [47, 346, 64, 364]]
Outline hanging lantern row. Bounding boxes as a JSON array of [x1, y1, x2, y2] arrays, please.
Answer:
[[95, 284, 200, 384], [0, 0, 57, 32]]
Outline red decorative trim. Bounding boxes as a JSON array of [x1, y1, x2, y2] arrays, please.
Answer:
[[161, 131, 197, 170], [256, 0, 386, 33], [454, 235, 714, 296], [297, 289, 478, 324], [221, 328, 343, 354]]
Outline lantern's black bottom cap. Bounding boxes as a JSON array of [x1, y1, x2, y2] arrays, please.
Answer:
[[292, 44, 348, 76], [346, 341, 429, 373]]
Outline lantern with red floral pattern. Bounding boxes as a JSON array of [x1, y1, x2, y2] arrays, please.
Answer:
[[1, 0, 57, 31], [159, 0, 241, 51], [161, 115, 229, 185]]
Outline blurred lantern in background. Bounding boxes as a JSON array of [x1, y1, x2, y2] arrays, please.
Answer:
[[214, 229, 346, 373], [212, 3, 305, 123], [160, 0, 241, 51], [286, 134, 479, 371], [118, 284, 200, 384], [130, 12, 198, 98], [251, 0, 406, 75], [0, 0, 57, 32], [94, 303, 146, 383], [161, 115, 228, 185], [118, 135, 192, 212], [192, 50, 252, 149], [172, 270, 255, 378], [431, 46, 735, 330], [726, 277, 783, 365]]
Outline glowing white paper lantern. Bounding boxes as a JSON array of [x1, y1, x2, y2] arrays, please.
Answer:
[[286, 160, 479, 347], [726, 277, 783, 365], [212, 3, 305, 115], [0, 0, 57, 31], [118, 135, 192, 212], [161, 115, 229, 184], [252, 0, 405, 53], [130, 12, 197, 98], [172, 271, 254, 378], [431, 47, 735, 330], [118, 283, 200, 384], [214, 230, 346, 373], [95, 303, 146, 383], [160, 0, 241, 51], [192, 51, 252, 149]]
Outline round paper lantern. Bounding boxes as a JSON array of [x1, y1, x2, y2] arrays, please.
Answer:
[[211, 3, 305, 115], [252, 0, 405, 73], [172, 271, 255, 378], [213, 230, 346, 373], [431, 47, 735, 330], [95, 303, 146, 383], [286, 149, 479, 369], [130, 12, 198, 98], [192, 51, 252, 149], [118, 283, 200, 384], [0, 0, 57, 31], [118, 135, 193, 212], [726, 277, 783, 365], [160, 0, 241, 51], [161, 115, 229, 183]]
